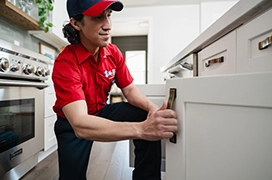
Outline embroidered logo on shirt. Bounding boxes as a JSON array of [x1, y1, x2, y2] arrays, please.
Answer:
[[104, 69, 116, 79]]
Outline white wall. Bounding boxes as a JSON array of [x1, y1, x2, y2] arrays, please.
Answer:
[[200, 1, 239, 33], [52, 0, 69, 42], [111, 1, 238, 84], [112, 4, 200, 84]]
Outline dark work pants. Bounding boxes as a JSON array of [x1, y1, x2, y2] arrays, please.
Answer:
[[54, 102, 161, 180]]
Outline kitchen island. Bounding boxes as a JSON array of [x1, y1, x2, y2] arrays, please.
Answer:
[[162, 0, 272, 179]]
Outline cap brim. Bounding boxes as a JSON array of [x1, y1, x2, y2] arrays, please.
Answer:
[[83, 1, 123, 17]]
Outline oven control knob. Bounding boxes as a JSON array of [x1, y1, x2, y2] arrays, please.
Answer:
[[0, 57, 10, 72], [35, 66, 44, 76], [43, 69, 50, 77], [10, 64, 20, 72], [23, 64, 34, 75]]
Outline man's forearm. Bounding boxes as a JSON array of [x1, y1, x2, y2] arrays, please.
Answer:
[[72, 115, 143, 141]]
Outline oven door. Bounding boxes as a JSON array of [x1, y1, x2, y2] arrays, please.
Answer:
[[0, 80, 46, 178]]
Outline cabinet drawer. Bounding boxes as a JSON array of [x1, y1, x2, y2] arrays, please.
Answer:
[[198, 31, 236, 76], [237, 8, 272, 73]]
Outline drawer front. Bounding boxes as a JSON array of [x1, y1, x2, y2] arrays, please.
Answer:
[[198, 31, 236, 76], [237, 8, 272, 73], [44, 87, 56, 118], [44, 115, 57, 151]]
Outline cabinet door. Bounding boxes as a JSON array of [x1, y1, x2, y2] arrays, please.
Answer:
[[44, 64, 56, 118], [44, 87, 56, 118], [44, 115, 57, 151], [237, 8, 272, 73], [166, 73, 272, 180]]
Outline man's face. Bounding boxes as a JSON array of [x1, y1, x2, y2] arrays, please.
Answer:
[[77, 9, 113, 48]]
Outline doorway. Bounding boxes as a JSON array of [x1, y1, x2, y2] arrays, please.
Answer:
[[112, 36, 148, 84]]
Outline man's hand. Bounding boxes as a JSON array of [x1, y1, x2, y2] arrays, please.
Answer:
[[140, 101, 178, 141]]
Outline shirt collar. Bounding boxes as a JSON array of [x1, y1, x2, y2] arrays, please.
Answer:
[[73, 43, 112, 64]]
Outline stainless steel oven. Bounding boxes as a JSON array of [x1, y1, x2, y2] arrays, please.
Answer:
[[0, 39, 50, 179]]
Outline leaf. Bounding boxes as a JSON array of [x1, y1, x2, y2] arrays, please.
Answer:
[[44, 26, 49, 33], [35, 0, 54, 33], [48, 0, 54, 4], [40, 16, 47, 23], [38, 8, 46, 16], [48, 6, 54, 11], [46, 22, 53, 27]]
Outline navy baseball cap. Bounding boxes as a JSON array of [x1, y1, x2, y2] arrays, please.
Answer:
[[67, 0, 124, 18]]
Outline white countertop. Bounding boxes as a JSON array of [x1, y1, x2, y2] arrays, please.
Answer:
[[160, 0, 272, 72]]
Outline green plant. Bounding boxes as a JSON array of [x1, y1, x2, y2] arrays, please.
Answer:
[[34, 0, 54, 32]]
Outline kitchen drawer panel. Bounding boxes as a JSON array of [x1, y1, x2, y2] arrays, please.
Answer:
[[198, 31, 236, 76], [237, 8, 272, 73], [44, 92, 56, 118], [44, 115, 57, 151]]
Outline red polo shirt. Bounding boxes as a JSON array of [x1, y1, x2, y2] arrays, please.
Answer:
[[52, 43, 133, 118]]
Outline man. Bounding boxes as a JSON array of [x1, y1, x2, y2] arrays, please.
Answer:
[[52, 0, 178, 179]]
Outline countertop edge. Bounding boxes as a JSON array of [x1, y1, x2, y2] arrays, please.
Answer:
[[161, 0, 272, 72]]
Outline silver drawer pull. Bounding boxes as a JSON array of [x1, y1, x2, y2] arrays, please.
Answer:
[[181, 62, 193, 71], [205, 56, 224, 67], [258, 35, 272, 50]]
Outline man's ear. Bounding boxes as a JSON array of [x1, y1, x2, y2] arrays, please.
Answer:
[[70, 18, 81, 31]]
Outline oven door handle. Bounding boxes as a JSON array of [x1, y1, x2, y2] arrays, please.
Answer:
[[0, 79, 48, 89]]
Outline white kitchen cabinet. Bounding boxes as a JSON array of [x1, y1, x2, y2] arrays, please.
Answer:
[[135, 84, 166, 106], [161, 1, 272, 179], [44, 115, 57, 151], [237, 8, 272, 73], [44, 84, 56, 118], [165, 72, 272, 180], [198, 8, 272, 77], [198, 30, 236, 76], [44, 63, 57, 151]]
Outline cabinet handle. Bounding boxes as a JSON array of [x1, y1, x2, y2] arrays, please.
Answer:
[[258, 35, 272, 50], [167, 88, 177, 144], [181, 62, 193, 71], [205, 56, 224, 67], [167, 62, 193, 74]]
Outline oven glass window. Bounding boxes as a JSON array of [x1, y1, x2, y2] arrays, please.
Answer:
[[0, 98, 34, 153]]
